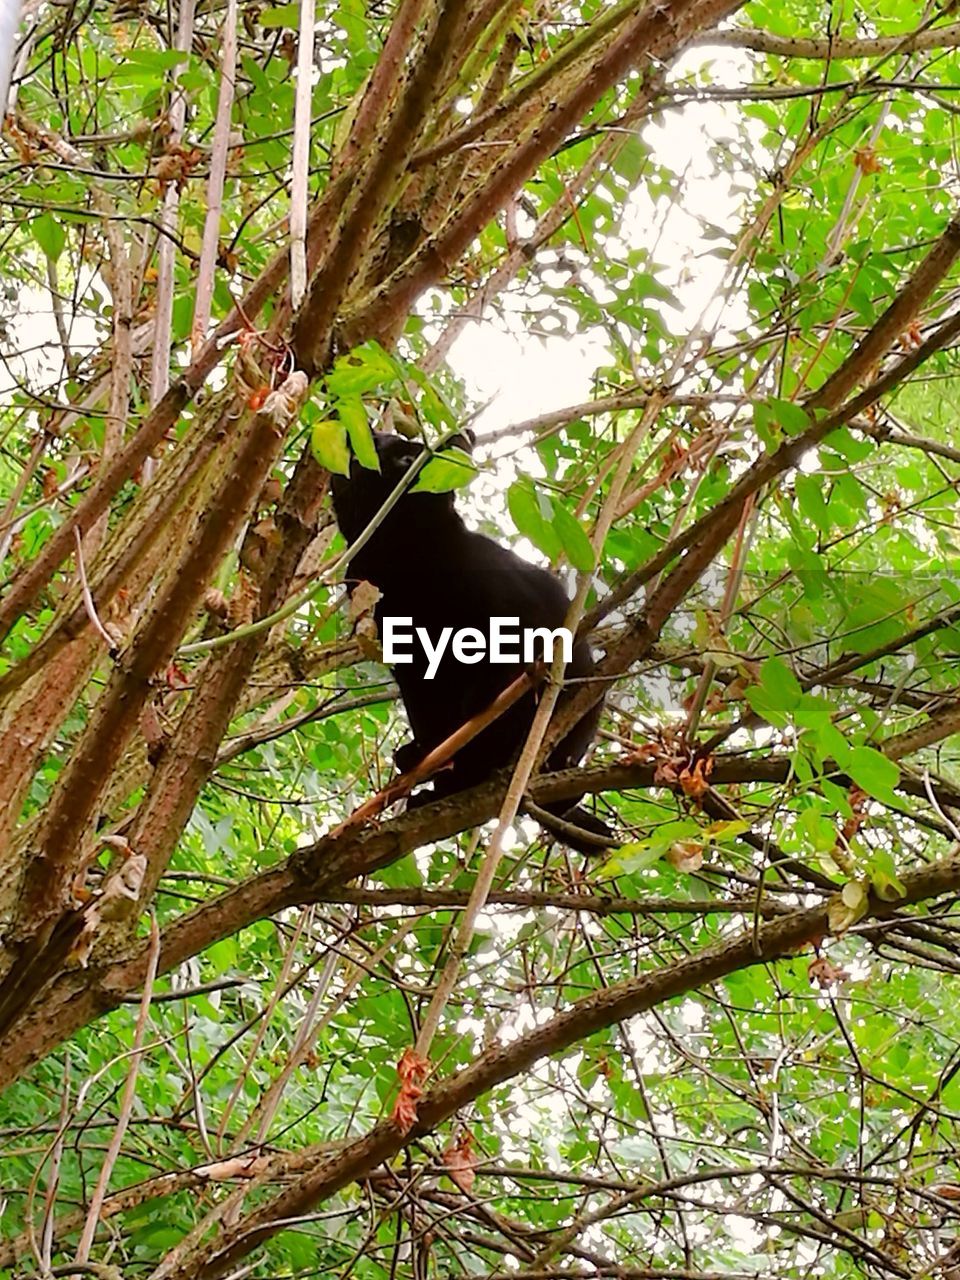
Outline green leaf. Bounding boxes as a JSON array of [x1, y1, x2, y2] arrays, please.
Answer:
[[132, 1224, 184, 1248], [311, 419, 351, 476], [507, 481, 561, 559], [795, 474, 831, 533], [824, 426, 874, 463], [206, 938, 237, 975], [411, 447, 477, 493], [796, 806, 836, 854], [840, 582, 910, 654], [338, 396, 378, 471], [745, 657, 802, 726], [375, 856, 422, 888], [118, 46, 189, 70], [601, 819, 701, 875], [553, 504, 596, 571], [703, 819, 749, 844], [867, 847, 906, 901], [602, 840, 664, 874], [846, 746, 899, 804], [771, 397, 811, 435], [259, 4, 300, 27], [407, 366, 458, 430], [752, 399, 781, 451], [745, 685, 788, 727], [31, 212, 65, 261], [327, 341, 399, 399]]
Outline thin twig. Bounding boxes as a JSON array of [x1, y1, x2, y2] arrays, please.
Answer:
[[148, 0, 197, 483], [73, 527, 115, 649], [74, 915, 161, 1266], [193, 0, 238, 349], [289, 0, 315, 308]]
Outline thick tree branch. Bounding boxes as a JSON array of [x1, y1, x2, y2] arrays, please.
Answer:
[[0, 378, 308, 1034], [293, 0, 465, 368], [345, 0, 747, 345], [3, 750, 958, 1091], [0, 172, 352, 645]]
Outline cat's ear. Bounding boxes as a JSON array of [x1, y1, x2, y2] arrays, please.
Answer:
[[445, 428, 476, 454]]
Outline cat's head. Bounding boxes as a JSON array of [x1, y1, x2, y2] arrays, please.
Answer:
[[330, 430, 474, 546]]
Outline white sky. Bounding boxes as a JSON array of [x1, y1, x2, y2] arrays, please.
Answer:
[[447, 45, 756, 431]]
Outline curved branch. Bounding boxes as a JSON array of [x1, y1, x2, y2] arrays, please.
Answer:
[[3, 751, 959, 1091]]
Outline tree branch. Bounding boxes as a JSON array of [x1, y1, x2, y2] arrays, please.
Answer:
[[694, 20, 960, 59], [4, 749, 959, 1091]]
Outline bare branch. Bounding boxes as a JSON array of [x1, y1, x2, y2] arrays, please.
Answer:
[[192, 0, 238, 347], [694, 19, 960, 58]]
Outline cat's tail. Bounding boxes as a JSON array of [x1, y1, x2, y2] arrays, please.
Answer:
[[532, 800, 616, 856]]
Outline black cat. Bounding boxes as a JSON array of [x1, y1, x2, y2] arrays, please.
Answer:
[[330, 431, 609, 850]]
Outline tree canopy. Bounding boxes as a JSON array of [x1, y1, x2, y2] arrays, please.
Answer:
[[3, 0, 960, 1276]]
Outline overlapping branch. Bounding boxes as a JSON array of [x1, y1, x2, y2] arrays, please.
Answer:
[[151, 847, 960, 1278]]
